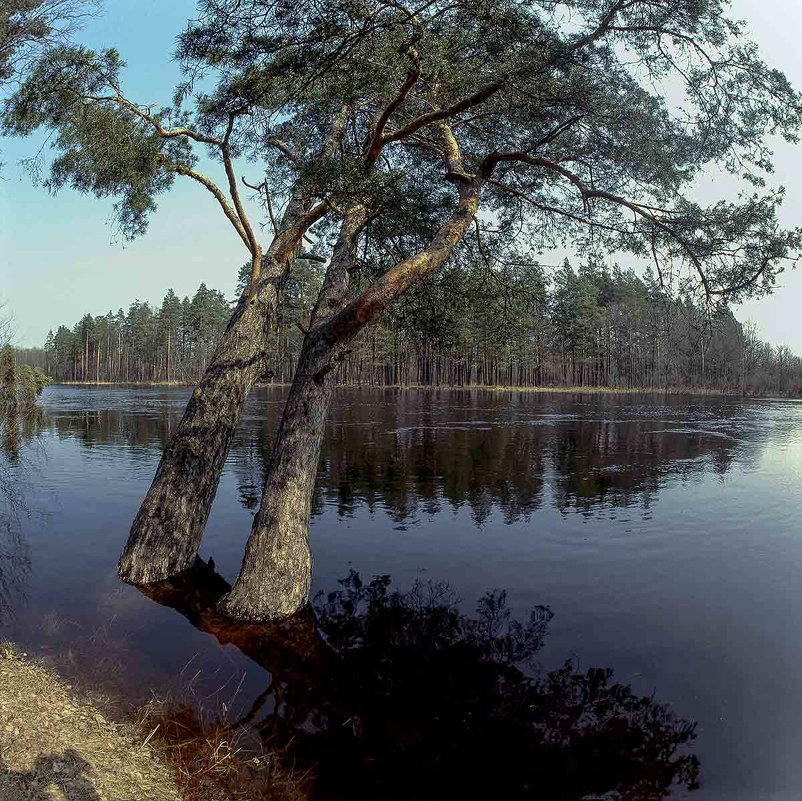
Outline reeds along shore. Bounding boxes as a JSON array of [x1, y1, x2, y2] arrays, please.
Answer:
[[52, 380, 772, 397]]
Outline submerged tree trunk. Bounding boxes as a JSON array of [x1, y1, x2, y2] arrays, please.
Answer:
[[218, 333, 344, 619], [117, 106, 347, 586], [117, 271, 277, 583], [219, 211, 365, 619], [118, 203, 322, 584], [223, 155, 481, 620]]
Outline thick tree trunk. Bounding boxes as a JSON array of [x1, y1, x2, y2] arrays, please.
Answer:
[[218, 333, 342, 619], [219, 211, 365, 619], [221, 167, 481, 620], [117, 106, 346, 586], [117, 272, 282, 583]]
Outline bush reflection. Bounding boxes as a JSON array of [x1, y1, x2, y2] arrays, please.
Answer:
[[143, 561, 700, 801]]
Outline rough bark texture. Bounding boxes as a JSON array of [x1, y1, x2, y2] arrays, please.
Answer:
[[118, 201, 321, 584], [118, 110, 346, 586], [117, 271, 280, 583], [224, 167, 483, 620], [219, 212, 366, 620], [218, 334, 344, 619], [222, 174, 482, 620]]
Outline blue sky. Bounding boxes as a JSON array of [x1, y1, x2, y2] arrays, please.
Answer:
[[0, 0, 258, 345], [2, 0, 802, 349]]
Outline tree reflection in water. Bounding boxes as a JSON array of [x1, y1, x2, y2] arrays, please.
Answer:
[[143, 560, 700, 801], [39, 391, 749, 525], [229, 392, 749, 525], [0, 406, 39, 624]]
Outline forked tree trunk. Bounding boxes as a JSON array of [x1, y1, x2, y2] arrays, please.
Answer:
[[117, 106, 348, 586], [222, 165, 481, 620], [219, 211, 365, 619]]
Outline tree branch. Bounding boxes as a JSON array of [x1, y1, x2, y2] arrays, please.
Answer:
[[221, 113, 259, 255], [321, 122, 480, 341], [569, 0, 642, 51], [488, 152, 716, 297], [84, 92, 222, 146], [162, 158, 251, 250], [365, 42, 421, 162], [267, 138, 302, 165], [382, 80, 505, 146]]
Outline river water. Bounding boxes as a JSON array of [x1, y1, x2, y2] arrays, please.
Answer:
[[2, 385, 802, 799]]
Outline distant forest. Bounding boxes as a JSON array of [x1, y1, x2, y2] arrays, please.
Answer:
[[17, 259, 802, 394]]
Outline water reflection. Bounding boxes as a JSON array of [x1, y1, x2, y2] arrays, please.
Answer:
[[142, 560, 700, 800], [10, 388, 802, 801], [0, 530, 29, 625], [0, 408, 38, 623], [38, 389, 753, 525]]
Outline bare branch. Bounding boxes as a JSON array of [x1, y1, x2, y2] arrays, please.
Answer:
[[163, 158, 251, 250], [382, 80, 505, 145], [221, 113, 259, 255]]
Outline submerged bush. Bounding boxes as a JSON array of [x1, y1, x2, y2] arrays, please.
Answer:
[[0, 345, 51, 412], [0, 345, 51, 460]]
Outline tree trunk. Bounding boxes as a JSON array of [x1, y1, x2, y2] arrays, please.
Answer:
[[116, 138, 334, 583], [218, 333, 343, 619], [219, 210, 365, 619], [117, 273, 280, 583], [222, 160, 481, 620]]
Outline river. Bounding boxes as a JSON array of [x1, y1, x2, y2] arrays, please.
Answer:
[[2, 386, 801, 800]]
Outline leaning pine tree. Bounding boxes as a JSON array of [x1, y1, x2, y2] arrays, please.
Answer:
[[6, 0, 802, 619]]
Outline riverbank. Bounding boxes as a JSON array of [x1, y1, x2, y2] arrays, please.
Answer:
[[57, 380, 744, 396], [0, 645, 307, 801], [0, 645, 180, 800]]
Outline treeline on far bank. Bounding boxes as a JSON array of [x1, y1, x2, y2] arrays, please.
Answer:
[[15, 259, 802, 395]]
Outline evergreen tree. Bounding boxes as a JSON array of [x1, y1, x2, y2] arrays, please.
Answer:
[[7, 0, 802, 617]]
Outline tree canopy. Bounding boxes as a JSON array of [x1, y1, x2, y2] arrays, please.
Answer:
[[4, 0, 802, 305], [1, 1, 93, 90]]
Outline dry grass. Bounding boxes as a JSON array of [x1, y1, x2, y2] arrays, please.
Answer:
[[58, 379, 737, 396], [6, 586, 309, 801], [131, 699, 307, 801], [370, 383, 733, 395], [0, 629, 309, 801], [0, 643, 181, 801]]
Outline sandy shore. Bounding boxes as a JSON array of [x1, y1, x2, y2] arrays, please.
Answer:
[[0, 645, 180, 801]]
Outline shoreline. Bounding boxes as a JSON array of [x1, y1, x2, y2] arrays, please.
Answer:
[[53, 381, 754, 396], [0, 645, 305, 801], [0, 645, 180, 800]]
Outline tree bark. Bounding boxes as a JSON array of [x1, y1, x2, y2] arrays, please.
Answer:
[[218, 332, 345, 619], [117, 103, 350, 586], [118, 198, 324, 584], [117, 275, 276, 583], [222, 162, 482, 620], [219, 210, 366, 619]]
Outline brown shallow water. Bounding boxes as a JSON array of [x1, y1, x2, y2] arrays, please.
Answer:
[[2, 385, 802, 799]]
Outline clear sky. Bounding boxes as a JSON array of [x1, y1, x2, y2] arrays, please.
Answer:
[[1, 0, 802, 349]]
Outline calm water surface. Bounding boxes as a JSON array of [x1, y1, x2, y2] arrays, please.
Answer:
[[3, 386, 802, 799]]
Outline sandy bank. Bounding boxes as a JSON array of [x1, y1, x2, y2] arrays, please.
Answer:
[[0, 645, 180, 801]]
